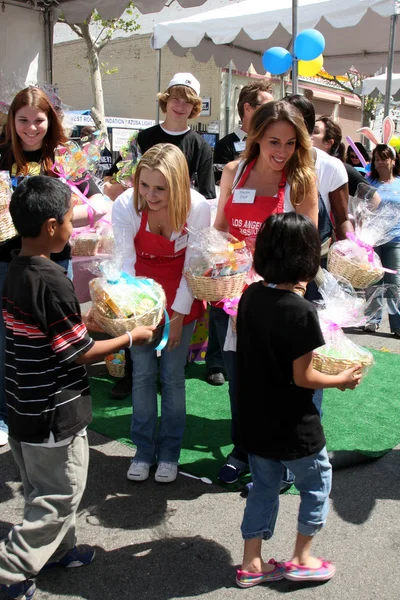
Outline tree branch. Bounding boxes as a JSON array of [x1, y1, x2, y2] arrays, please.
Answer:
[[318, 73, 361, 100]]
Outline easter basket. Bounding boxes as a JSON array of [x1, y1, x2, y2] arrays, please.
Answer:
[[184, 227, 251, 302], [71, 231, 100, 256], [0, 172, 17, 244], [90, 273, 166, 337], [312, 270, 374, 375], [105, 354, 126, 378], [327, 186, 400, 289], [185, 272, 246, 302]]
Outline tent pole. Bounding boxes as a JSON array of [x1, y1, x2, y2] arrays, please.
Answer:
[[156, 49, 161, 124], [44, 8, 53, 84], [225, 60, 233, 136], [384, 13, 398, 118], [292, 0, 298, 95]]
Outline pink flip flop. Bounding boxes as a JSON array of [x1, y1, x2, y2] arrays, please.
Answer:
[[236, 558, 285, 588], [283, 558, 336, 582]]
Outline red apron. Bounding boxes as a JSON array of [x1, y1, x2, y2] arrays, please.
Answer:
[[224, 159, 286, 251], [134, 211, 204, 326]]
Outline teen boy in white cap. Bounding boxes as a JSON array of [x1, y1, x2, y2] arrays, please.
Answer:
[[137, 72, 215, 199]]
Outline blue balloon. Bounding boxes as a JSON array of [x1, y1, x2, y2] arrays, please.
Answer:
[[294, 29, 325, 62], [262, 47, 292, 76]]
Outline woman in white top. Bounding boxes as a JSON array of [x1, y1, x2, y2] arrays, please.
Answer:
[[112, 144, 210, 483]]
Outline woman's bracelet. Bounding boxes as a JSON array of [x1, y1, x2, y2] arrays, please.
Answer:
[[126, 331, 133, 348], [294, 284, 307, 297]]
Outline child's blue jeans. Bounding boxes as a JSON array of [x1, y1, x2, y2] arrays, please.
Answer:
[[241, 447, 332, 540]]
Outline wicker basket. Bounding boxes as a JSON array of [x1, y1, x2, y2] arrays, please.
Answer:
[[105, 357, 125, 378], [185, 272, 246, 302], [313, 351, 373, 375], [328, 248, 383, 289], [71, 234, 100, 256], [0, 177, 17, 244], [92, 303, 164, 337]]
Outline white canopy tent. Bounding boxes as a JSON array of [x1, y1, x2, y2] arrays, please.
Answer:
[[0, 0, 208, 84], [362, 72, 400, 95], [152, 0, 400, 113]]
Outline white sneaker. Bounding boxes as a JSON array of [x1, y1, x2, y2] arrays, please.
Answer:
[[0, 430, 8, 447], [126, 460, 150, 481], [364, 323, 380, 333], [155, 462, 178, 483]]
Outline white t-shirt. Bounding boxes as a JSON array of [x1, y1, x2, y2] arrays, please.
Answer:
[[314, 147, 348, 214], [112, 188, 211, 315]]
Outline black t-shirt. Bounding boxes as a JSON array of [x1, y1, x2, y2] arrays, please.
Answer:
[[2, 253, 94, 443], [134, 125, 216, 199], [344, 163, 366, 197], [236, 283, 326, 460], [213, 132, 241, 184], [0, 144, 100, 263]]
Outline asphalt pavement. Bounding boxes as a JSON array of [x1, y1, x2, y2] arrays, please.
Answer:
[[0, 316, 399, 600]]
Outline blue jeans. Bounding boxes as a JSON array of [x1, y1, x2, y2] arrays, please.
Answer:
[[0, 261, 9, 434], [209, 306, 247, 469], [366, 242, 400, 333], [241, 447, 332, 540], [56, 258, 73, 281], [130, 321, 195, 464]]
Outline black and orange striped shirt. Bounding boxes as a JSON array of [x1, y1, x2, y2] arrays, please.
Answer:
[[2, 254, 94, 443]]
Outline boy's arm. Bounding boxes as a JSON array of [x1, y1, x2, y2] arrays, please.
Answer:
[[293, 352, 362, 391], [75, 326, 155, 365]]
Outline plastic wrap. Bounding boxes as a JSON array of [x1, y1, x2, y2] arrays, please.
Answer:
[[0, 171, 17, 243], [186, 227, 252, 278], [328, 186, 400, 288], [89, 257, 166, 337], [96, 222, 115, 255], [313, 271, 374, 375], [114, 131, 141, 188]]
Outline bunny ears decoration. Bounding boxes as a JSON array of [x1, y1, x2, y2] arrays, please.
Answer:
[[357, 117, 397, 158]]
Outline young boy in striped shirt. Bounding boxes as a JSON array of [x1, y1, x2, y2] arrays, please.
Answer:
[[0, 176, 154, 600]]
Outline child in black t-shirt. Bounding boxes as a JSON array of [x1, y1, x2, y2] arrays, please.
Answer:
[[0, 177, 155, 600], [235, 213, 361, 588]]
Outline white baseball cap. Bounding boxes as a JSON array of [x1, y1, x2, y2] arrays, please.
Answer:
[[167, 73, 201, 96]]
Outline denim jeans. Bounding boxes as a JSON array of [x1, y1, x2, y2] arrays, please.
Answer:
[[208, 306, 247, 469], [0, 261, 9, 434], [129, 321, 195, 464], [205, 309, 225, 373], [366, 242, 400, 334], [241, 447, 332, 540], [56, 258, 73, 281]]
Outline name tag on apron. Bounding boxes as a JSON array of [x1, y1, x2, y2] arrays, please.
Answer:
[[232, 188, 256, 204], [174, 234, 188, 253], [234, 141, 246, 153]]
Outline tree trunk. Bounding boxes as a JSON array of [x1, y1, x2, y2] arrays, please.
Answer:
[[79, 23, 110, 148]]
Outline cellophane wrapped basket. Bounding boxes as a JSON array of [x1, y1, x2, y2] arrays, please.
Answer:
[[96, 222, 115, 255], [89, 262, 166, 336], [328, 184, 400, 288], [71, 228, 100, 256], [312, 270, 374, 375], [0, 172, 17, 243], [185, 227, 252, 301]]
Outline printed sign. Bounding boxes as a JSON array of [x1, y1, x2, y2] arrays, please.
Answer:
[[112, 128, 137, 152], [200, 98, 211, 117]]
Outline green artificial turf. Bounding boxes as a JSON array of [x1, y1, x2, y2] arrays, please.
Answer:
[[89, 349, 400, 488]]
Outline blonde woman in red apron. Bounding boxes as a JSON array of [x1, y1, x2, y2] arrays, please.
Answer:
[[112, 144, 210, 483], [213, 101, 318, 484]]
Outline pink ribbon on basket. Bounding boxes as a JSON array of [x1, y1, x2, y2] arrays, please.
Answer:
[[346, 232, 397, 274], [52, 164, 111, 224], [220, 297, 239, 317]]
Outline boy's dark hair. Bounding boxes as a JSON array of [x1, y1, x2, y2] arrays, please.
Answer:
[[254, 213, 321, 284], [284, 94, 315, 136], [10, 176, 71, 238]]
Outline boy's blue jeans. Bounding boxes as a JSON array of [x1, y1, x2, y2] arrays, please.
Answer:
[[241, 447, 332, 540], [130, 321, 195, 465]]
